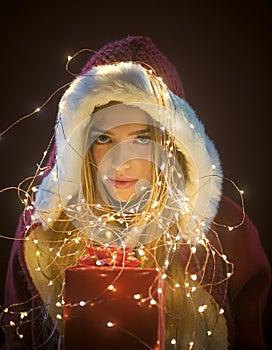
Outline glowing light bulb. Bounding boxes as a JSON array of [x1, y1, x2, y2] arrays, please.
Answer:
[[79, 301, 86, 306], [56, 314, 62, 320], [198, 304, 207, 313], [171, 338, 177, 345], [152, 200, 159, 208], [107, 284, 115, 291], [138, 248, 145, 256], [107, 321, 114, 327], [190, 274, 197, 281], [20, 312, 28, 319], [133, 293, 141, 300], [191, 246, 196, 254], [207, 330, 212, 336]]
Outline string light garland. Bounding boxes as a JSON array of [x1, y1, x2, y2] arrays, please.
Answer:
[[0, 49, 246, 348]]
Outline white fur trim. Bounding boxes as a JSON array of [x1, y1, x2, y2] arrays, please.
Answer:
[[35, 62, 222, 235]]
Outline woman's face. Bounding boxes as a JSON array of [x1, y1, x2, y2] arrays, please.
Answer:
[[90, 104, 153, 203]]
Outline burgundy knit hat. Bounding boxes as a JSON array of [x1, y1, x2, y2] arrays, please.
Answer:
[[81, 35, 185, 99]]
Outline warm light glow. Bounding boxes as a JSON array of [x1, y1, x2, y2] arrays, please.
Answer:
[[189, 341, 194, 349], [107, 284, 115, 291], [138, 248, 145, 256], [191, 246, 196, 254], [198, 304, 207, 313], [190, 274, 197, 281], [133, 293, 141, 300]]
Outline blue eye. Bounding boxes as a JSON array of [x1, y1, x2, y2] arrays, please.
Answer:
[[136, 135, 151, 145], [96, 134, 110, 144]]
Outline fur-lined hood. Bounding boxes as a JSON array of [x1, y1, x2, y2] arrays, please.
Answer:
[[34, 61, 222, 239]]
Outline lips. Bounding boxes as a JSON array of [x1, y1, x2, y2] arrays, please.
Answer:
[[109, 177, 138, 189]]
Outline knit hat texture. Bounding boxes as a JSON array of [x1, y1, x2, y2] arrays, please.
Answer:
[[81, 35, 185, 99]]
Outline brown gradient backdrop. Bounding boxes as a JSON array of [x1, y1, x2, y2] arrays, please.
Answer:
[[0, 0, 271, 347]]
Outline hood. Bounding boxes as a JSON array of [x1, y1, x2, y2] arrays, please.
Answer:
[[34, 61, 222, 241]]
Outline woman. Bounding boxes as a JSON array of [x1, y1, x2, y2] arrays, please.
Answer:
[[2, 36, 270, 350]]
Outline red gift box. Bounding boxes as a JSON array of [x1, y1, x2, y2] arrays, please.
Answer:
[[63, 265, 165, 350]]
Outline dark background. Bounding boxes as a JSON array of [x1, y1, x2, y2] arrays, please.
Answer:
[[0, 0, 271, 348]]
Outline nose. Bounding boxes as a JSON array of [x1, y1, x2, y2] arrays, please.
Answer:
[[110, 143, 131, 171]]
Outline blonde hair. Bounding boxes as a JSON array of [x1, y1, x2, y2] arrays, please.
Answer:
[[38, 103, 224, 349]]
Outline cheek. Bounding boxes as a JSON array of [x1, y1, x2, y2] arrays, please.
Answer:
[[137, 159, 152, 180]]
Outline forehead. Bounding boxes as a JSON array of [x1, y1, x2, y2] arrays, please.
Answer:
[[91, 104, 151, 131]]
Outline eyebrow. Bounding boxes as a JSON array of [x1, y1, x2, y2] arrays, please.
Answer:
[[91, 127, 150, 136]]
